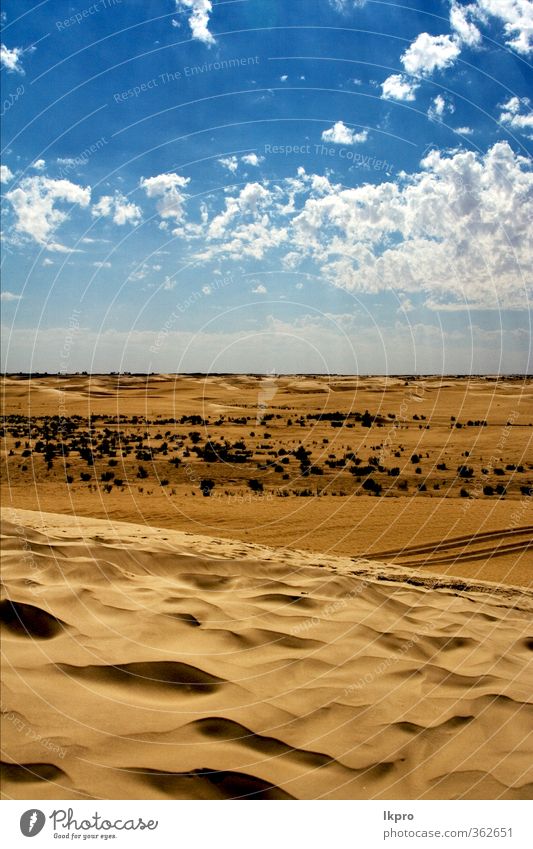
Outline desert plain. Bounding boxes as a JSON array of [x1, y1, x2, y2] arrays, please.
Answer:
[[1, 374, 532, 800]]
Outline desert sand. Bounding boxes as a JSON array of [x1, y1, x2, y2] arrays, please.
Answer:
[[2, 507, 532, 800], [1, 375, 532, 587], [1, 375, 532, 800]]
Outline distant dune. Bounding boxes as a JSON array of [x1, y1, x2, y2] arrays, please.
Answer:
[[2, 374, 532, 588], [2, 509, 532, 800]]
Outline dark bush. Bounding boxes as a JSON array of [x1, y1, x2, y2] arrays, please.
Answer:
[[200, 479, 215, 496], [248, 478, 264, 492]]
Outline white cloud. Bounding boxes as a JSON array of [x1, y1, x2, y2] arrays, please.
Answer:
[[140, 172, 190, 227], [280, 74, 288, 82], [0, 43, 24, 74], [175, 0, 214, 45], [381, 74, 419, 101], [474, 0, 532, 55], [241, 152, 264, 166], [450, 2, 482, 46], [42, 258, 54, 266], [31, 159, 46, 171], [92, 192, 142, 226], [207, 181, 272, 241], [310, 174, 335, 194], [0, 165, 14, 183], [401, 33, 461, 75], [321, 121, 368, 144], [1, 291, 22, 302], [397, 295, 414, 313], [286, 142, 532, 308], [92, 261, 112, 269], [498, 96, 533, 137], [428, 93, 455, 121], [454, 125, 474, 134], [5, 176, 91, 250], [329, 0, 367, 10], [252, 283, 267, 294], [219, 153, 265, 172], [218, 156, 238, 173]]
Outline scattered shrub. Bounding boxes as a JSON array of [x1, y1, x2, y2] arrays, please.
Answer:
[[248, 478, 264, 492], [200, 479, 215, 496]]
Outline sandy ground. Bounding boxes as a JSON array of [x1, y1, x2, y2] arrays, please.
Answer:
[[1, 508, 532, 801], [2, 375, 532, 587], [1, 376, 532, 800]]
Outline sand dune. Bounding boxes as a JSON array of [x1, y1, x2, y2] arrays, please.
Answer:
[[2, 508, 532, 800]]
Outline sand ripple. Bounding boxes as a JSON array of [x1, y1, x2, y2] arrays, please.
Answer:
[[1, 508, 532, 800]]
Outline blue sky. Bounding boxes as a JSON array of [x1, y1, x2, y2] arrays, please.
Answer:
[[1, 0, 532, 373]]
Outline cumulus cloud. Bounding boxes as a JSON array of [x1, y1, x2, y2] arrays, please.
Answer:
[[31, 159, 46, 171], [498, 95, 533, 137], [321, 121, 368, 144], [92, 261, 112, 269], [475, 0, 532, 55], [450, 2, 482, 46], [1, 165, 14, 183], [241, 152, 264, 166], [219, 153, 265, 172], [251, 283, 267, 294], [92, 192, 141, 226], [195, 181, 288, 261], [192, 144, 530, 308], [1, 291, 22, 302], [401, 33, 461, 75], [175, 0, 214, 45], [329, 0, 367, 10], [218, 156, 238, 173], [286, 142, 531, 308], [0, 43, 24, 73], [140, 172, 190, 227], [208, 181, 271, 240], [381, 74, 419, 101], [454, 125, 474, 134], [428, 94, 455, 121], [5, 176, 91, 250]]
